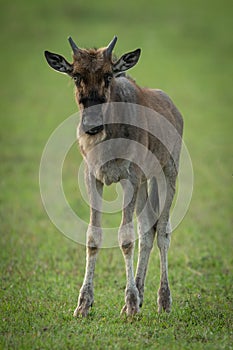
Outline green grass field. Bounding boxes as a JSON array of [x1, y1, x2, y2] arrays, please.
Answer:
[[1, 0, 232, 349]]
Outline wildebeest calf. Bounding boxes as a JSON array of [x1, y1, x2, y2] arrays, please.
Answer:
[[44, 36, 183, 317]]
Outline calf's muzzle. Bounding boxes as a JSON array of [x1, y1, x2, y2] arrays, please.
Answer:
[[82, 108, 104, 135]]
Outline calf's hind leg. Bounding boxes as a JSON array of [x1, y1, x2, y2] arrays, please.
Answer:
[[157, 161, 177, 313]]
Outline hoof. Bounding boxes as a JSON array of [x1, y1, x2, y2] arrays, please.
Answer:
[[73, 289, 94, 317], [120, 303, 140, 316], [157, 284, 172, 313], [120, 288, 140, 316]]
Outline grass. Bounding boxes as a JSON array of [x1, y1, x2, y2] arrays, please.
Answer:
[[0, 0, 233, 349]]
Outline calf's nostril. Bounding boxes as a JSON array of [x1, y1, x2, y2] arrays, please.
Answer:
[[86, 125, 104, 135]]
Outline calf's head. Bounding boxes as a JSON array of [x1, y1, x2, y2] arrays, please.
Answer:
[[44, 36, 140, 135]]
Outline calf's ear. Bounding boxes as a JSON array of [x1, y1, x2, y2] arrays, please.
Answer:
[[113, 49, 141, 74], [44, 51, 73, 74]]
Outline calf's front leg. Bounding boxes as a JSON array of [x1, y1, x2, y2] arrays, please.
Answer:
[[119, 178, 140, 316], [74, 173, 103, 317], [135, 181, 156, 307]]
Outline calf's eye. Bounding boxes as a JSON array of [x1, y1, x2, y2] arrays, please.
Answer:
[[104, 73, 113, 85], [73, 74, 81, 84]]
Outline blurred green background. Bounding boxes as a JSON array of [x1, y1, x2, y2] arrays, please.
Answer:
[[0, 0, 232, 349]]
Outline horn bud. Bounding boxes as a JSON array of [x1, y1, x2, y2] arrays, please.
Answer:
[[68, 36, 79, 54], [105, 36, 118, 58]]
